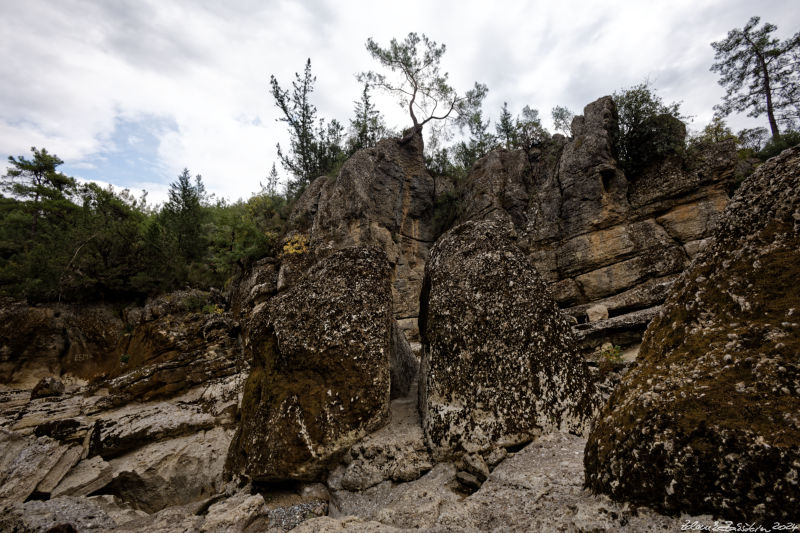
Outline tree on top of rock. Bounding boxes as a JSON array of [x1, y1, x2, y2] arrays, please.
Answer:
[[270, 59, 345, 196], [711, 16, 800, 138], [347, 82, 390, 155], [358, 32, 487, 143], [612, 81, 685, 174]]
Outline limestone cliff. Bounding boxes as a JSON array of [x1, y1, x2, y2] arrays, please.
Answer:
[[584, 146, 800, 521], [285, 133, 443, 341], [459, 96, 735, 354]]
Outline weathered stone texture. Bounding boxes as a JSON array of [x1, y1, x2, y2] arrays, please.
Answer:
[[457, 96, 736, 354], [419, 219, 596, 460], [226, 247, 394, 482], [585, 146, 800, 521], [286, 134, 436, 340]]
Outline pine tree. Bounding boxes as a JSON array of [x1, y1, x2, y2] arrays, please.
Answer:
[[495, 102, 516, 149], [271, 59, 346, 196], [359, 32, 487, 143], [162, 169, 208, 263], [711, 17, 800, 137], [348, 82, 388, 154]]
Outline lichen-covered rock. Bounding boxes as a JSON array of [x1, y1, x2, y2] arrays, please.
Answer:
[[30, 376, 65, 399], [585, 146, 800, 521], [419, 218, 596, 460], [286, 133, 437, 341], [226, 247, 394, 482]]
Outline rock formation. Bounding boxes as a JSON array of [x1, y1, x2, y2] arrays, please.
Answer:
[[286, 133, 445, 341], [0, 289, 246, 524], [0, 93, 758, 531], [225, 247, 395, 482], [0, 299, 123, 388], [585, 146, 800, 521], [459, 97, 736, 355], [419, 218, 596, 460]]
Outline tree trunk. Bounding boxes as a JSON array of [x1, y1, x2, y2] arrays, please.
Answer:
[[753, 41, 781, 138]]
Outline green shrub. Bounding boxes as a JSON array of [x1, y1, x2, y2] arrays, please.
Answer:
[[758, 131, 800, 161], [201, 303, 224, 315], [182, 293, 207, 312], [599, 344, 623, 365]]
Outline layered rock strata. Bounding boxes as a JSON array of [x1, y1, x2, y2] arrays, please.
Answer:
[[585, 147, 800, 521], [459, 97, 736, 354]]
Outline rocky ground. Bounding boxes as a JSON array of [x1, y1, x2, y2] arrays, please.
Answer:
[[1, 374, 710, 532]]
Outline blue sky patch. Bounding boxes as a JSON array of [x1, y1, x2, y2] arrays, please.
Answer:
[[61, 114, 178, 192]]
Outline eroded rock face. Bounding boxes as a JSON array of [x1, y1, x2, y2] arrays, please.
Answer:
[[458, 97, 736, 355], [108, 290, 243, 403], [0, 300, 124, 387], [226, 246, 395, 482], [419, 219, 596, 460], [286, 133, 439, 341], [585, 147, 800, 521]]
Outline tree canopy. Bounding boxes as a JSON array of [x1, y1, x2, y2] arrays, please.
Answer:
[[711, 16, 800, 137], [358, 32, 487, 142], [270, 59, 345, 196], [612, 81, 685, 174]]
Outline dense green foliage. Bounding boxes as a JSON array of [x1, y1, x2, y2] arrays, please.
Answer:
[[270, 59, 347, 197], [612, 81, 685, 175], [0, 149, 288, 303]]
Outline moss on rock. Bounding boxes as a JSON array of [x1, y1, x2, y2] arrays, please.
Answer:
[[226, 246, 394, 482], [585, 146, 800, 521]]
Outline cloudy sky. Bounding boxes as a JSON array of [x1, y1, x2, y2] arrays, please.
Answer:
[[1, 0, 797, 204]]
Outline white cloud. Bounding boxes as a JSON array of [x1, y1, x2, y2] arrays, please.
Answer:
[[1, 0, 798, 204]]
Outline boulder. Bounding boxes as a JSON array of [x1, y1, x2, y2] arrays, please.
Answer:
[[31, 376, 65, 399], [585, 146, 800, 521], [226, 247, 394, 482], [419, 218, 596, 460], [51, 456, 113, 498], [0, 431, 69, 502], [585, 304, 608, 323], [100, 427, 232, 513], [329, 463, 460, 530]]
